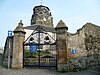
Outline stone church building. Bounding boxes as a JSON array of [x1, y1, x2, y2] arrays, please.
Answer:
[[3, 5, 100, 71]]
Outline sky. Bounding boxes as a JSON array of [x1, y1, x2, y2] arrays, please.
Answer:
[[0, 0, 100, 47]]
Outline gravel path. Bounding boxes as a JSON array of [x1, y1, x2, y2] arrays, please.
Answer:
[[0, 66, 100, 75]]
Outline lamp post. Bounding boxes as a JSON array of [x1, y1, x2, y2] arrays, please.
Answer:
[[8, 30, 12, 69]]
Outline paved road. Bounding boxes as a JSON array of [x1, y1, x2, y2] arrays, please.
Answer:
[[0, 66, 100, 75]]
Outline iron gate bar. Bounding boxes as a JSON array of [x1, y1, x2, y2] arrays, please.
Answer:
[[24, 42, 56, 46], [39, 27, 56, 42], [24, 26, 40, 44], [38, 26, 41, 68], [23, 25, 57, 68], [24, 25, 56, 44]]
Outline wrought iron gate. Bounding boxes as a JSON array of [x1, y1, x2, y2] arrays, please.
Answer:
[[23, 26, 57, 68]]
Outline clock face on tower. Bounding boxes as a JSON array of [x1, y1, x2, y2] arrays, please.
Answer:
[[31, 5, 53, 27]]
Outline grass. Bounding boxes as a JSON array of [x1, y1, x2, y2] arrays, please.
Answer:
[[24, 50, 50, 58]]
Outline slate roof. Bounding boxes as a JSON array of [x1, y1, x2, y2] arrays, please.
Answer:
[[55, 20, 68, 29], [24, 24, 56, 32]]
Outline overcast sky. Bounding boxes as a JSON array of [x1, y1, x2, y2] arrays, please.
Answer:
[[0, 0, 100, 46]]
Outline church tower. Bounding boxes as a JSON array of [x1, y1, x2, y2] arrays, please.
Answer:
[[31, 5, 53, 27]]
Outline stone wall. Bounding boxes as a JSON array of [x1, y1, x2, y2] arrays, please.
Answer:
[[57, 23, 100, 72], [2, 21, 100, 71], [83, 23, 100, 68], [3, 37, 13, 68]]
